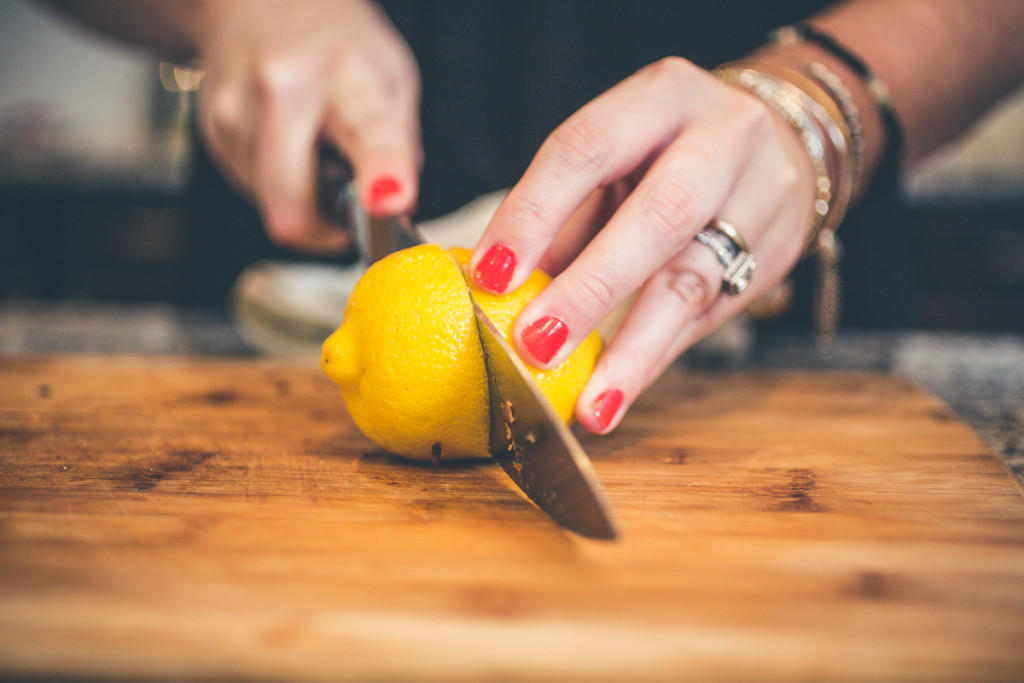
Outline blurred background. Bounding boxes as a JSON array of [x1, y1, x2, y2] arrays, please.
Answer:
[[2, 0, 1023, 332]]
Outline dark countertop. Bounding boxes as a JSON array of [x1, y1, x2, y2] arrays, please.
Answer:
[[2, 297, 1021, 485]]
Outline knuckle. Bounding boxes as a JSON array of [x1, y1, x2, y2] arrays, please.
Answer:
[[665, 267, 714, 312], [253, 53, 306, 103], [571, 267, 618, 316], [202, 86, 245, 137], [548, 116, 611, 174], [640, 56, 696, 88], [730, 89, 776, 143], [499, 193, 550, 233], [638, 180, 698, 245]]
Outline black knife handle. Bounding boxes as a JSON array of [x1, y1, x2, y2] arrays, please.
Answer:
[[316, 145, 363, 263], [316, 145, 355, 226]]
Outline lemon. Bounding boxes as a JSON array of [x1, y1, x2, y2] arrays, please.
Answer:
[[320, 244, 602, 461]]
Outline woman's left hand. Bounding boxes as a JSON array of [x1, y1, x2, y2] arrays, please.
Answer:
[[469, 57, 818, 433]]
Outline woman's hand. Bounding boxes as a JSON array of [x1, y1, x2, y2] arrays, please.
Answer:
[[469, 57, 818, 434], [194, 0, 421, 253]]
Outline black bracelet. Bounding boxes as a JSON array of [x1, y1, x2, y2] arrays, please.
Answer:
[[772, 22, 905, 196]]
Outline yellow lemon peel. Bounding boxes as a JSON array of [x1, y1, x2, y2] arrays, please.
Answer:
[[321, 244, 601, 461]]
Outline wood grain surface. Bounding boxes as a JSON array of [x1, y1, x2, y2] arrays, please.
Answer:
[[1, 356, 1023, 682]]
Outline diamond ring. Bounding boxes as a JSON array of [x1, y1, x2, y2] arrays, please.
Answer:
[[694, 219, 756, 296]]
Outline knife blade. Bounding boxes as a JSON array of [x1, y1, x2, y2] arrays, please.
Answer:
[[317, 147, 619, 538], [472, 301, 619, 539], [317, 147, 421, 262]]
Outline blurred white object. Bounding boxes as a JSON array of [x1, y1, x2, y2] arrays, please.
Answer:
[[231, 187, 753, 366], [230, 190, 508, 359], [0, 0, 187, 189], [230, 261, 366, 360]]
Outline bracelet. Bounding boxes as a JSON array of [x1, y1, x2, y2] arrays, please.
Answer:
[[740, 59, 856, 245], [806, 61, 865, 196], [771, 22, 906, 195], [714, 61, 854, 256]]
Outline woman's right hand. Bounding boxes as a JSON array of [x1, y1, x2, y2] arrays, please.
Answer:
[[193, 0, 422, 253]]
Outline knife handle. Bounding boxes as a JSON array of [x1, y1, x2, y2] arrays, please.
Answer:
[[316, 144, 362, 226], [316, 145, 424, 265]]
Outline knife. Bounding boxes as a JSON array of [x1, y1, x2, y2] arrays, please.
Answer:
[[317, 147, 619, 539]]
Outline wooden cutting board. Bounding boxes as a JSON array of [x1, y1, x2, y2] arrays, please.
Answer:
[[2, 356, 1023, 682]]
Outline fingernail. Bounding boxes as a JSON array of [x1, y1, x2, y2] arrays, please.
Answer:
[[368, 175, 402, 207], [520, 316, 568, 365], [592, 388, 624, 431], [473, 243, 517, 293]]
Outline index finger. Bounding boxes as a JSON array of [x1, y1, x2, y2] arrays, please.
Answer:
[[325, 45, 422, 218], [469, 57, 710, 294]]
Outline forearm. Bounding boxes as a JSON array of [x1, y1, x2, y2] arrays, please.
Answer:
[[756, 0, 1024, 187], [42, 0, 205, 58]]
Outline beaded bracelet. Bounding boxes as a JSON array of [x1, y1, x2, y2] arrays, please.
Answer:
[[766, 54, 866, 198], [771, 22, 906, 195], [806, 61, 865, 196]]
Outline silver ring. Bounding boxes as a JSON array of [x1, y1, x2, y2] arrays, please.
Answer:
[[694, 219, 756, 295]]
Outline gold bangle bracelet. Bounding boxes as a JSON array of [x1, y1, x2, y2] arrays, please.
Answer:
[[714, 60, 853, 256], [749, 59, 857, 247], [725, 59, 855, 241], [746, 57, 857, 191]]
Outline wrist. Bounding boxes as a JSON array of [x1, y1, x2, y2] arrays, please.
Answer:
[[190, 0, 245, 60], [752, 25, 902, 203]]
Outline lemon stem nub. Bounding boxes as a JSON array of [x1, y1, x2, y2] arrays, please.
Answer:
[[321, 326, 362, 387]]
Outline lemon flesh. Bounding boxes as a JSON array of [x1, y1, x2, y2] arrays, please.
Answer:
[[321, 244, 601, 461]]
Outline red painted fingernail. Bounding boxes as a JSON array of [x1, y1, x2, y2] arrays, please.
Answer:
[[592, 388, 623, 431], [368, 175, 402, 207], [520, 316, 568, 365], [472, 243, 517, 293]]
